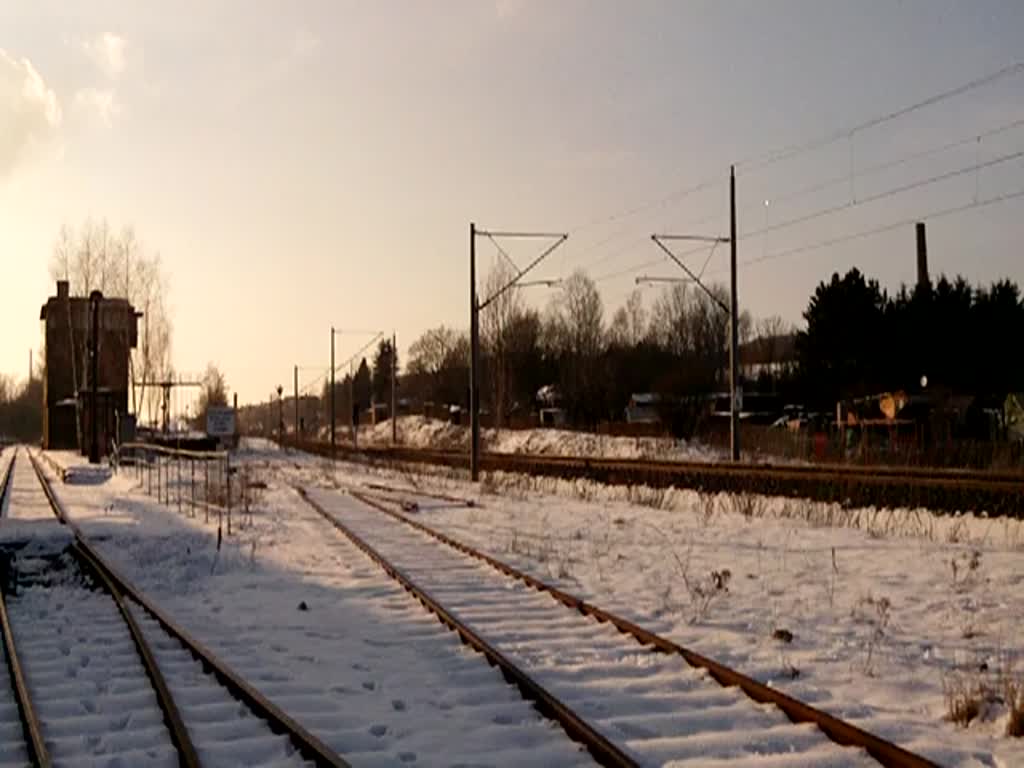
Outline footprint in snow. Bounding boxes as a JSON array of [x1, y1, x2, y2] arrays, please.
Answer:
[[398, 752, 417, 763], [391, 699, 407, 711], [362, 681, 376, 691], [369, 724, 387, 737]]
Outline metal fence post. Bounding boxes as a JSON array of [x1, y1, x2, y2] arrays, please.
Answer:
[[204, 459, 210, 524], [226, 453, 232, 536], [177, 454, 182, 514], [190, 458, 195, 518]]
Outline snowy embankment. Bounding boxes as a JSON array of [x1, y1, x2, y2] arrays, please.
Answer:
[[343, 414, 725, 462], [254, 441, 1024, 768]]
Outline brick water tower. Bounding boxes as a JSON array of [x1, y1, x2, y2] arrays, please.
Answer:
[[40, 280, 139, 457]]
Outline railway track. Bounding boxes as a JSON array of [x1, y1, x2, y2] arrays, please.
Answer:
[[290, 440, 1024, 515], [0, 448, 350, 768], [296, 481, 938, 768]]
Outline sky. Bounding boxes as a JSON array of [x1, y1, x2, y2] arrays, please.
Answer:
[[1, 0, 1023, 406]]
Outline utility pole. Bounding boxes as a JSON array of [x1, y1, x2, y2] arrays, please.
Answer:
[[391, 331, 398, 446], [293, 365, 299, 439], [470, 222, 480, 480], [88, 291, 102, 464], [729, 165, 740, 461], [469, 224, 568, 481], [277, 385, 284, 440], [648, 166, 740, 461], [330, 327, 335, 456], [349, 360, 356, 448]]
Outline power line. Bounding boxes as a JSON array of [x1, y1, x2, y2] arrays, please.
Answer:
[[566, 177, 721, 236], [739, 147, 1024, 241], [766, 115, 1024, 207], [593, 242, 712, 284], [737, 60, 1024, 173], [731, 186, 1024, 271], [540, 63, 1023, 268]]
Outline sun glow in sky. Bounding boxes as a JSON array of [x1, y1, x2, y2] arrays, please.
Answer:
[[2, 1, 1023, 403]]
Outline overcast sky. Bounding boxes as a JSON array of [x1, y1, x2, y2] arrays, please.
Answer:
[[2, 1, 1023, 404]]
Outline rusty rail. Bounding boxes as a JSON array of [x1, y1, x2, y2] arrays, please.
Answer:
[[289, 439, 1023, 516], [294, 485, 639, 768], [0, 575, 50, 767], [347, 487, 939, 768], [0, 448, 15, 514], [27, 450, 351, 768]]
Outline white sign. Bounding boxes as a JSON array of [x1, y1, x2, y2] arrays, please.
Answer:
[[206, 406, 236, 437]]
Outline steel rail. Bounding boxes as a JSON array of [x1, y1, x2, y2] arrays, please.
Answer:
[[291, 441, 1023, 515], [0, 448, 15, 515], [27, 450, 351, 768], [72, 540, 201, 768], [349, 488, 940, 768], [0, 557, 51, 768], [294, 485, 639, 768], [26, 450, 201, 767]]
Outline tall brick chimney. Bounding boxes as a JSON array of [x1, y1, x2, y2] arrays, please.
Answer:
[[56, 279, 69, 300], [915, 222, 929, 290]]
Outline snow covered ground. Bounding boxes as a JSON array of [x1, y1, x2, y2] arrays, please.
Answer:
[[32, 450, 591, 767], [342, 415, 725, 462], [249, 440, 1024, 767], [33, 441, 1024, 767]]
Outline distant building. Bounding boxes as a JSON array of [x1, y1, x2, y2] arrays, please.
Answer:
[[625, 393, 661, 424], [40, 280, 139, 456], [738, 332, 797, 381]]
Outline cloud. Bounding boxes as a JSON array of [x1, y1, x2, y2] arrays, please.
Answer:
[[0, 49, 61, 177], [82, 32, 126, 78], [74, 87, 120, 126]]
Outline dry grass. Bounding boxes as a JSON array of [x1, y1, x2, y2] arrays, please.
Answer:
[[943, 671, 987, 727], [1003, 667, 1024, 737], [726, 492, 767, 520], [941, 656, 1024, 734]]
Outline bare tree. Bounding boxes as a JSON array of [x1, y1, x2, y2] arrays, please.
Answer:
[[408, 326, 462, 378], [649, 283, 692, 356], [648, 282, 740, 392], [480, 260, 525, 427], [609, 289, 647, 348], [545, 270, 604, 423], [49, 219, 174, 419], [194, 363, 228, 429], [755, 315, 791, 370], [407, 325, 469, 406]]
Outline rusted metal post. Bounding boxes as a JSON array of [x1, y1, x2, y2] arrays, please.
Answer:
[[190, 458, 195, 518], [176, 453, 182, 514], [242, 465, 249, 529]]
